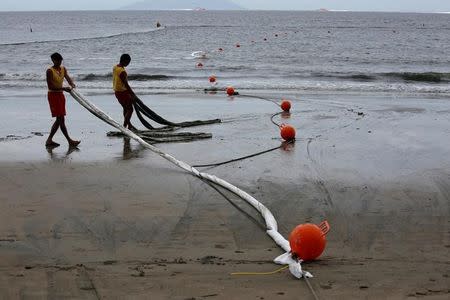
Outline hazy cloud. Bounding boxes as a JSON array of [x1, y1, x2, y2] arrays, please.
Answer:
[[1, 0, 450, 12]]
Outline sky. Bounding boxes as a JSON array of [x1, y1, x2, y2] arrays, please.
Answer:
[[1, 0, 450, 12]]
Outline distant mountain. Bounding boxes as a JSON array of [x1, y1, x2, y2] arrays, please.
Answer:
[[121, 0, 243, 10]]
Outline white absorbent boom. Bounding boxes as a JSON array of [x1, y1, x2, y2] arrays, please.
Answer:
[[69, 89, 310, 278]]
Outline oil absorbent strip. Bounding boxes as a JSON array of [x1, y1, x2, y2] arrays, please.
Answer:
[[70, 89, 311, 279]]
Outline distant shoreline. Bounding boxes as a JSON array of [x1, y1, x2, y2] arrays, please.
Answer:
[[1, 9, 450, 14]]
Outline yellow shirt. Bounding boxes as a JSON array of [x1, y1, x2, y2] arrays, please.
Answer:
[[48, 66, 65, 91], [113, 65, 127, 92]]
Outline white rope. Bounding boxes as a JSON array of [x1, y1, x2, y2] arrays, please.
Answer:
[[69, 89, 310, 278]]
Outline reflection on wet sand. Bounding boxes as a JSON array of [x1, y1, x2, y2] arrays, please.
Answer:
[[46, 146, 80, 162], [121, 137, 146, 160]]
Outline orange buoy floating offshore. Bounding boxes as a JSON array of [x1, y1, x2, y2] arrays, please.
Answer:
[[209, 75, 217, 83], [197, 62, 203, 68], [280, 100, 291, 112], [236, 44, 241, 48], [289, 221, 330, 261], [218, 47, 224, 51], [226, 86, 235, 96], [280, 124, 296, 141]]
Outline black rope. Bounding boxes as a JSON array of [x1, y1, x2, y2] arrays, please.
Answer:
[[193, 141, 293, 168], [134, 96, 177, 126], [238, 94, 281, 106], [304, 277, 320, 300], [270, 111, 283, 127], [134, 101, 155, 129], [133, 92, 294, 169], [191, 95, 295, 168], [133, 96, 221, 128]]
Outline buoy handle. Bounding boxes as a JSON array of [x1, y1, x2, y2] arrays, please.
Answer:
[[319, 220, 330, 236]]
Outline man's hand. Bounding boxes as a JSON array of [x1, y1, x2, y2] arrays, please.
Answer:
[[70, 82, 76, 89], [63, 87, 73, 92]]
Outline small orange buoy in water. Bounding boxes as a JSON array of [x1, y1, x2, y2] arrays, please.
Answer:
[[209, 75, 216, 83], [218, 48, 223, 51], [236, 44, 241, 48], [280, 124, 296, 141], [289, 221, 330, 261], [280, 100, 291, 112], [226, 86, 235, 96], [197, 63, 203, 68]]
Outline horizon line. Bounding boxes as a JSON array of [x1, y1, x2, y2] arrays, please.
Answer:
[[0, 9, 449, 14]]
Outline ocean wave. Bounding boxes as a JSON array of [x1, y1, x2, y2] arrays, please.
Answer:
[[3, 78, 450, 95], [0, 82, 450, 100], [169, 25, 239, 29], [78, 73, 172, 81], [383, 72, 450, 83], [2, 71, 449, 85], [0, 73, 43, 81], [0, 28, 163, 46], [311, 72, 376, 81], [310, 72, 450, 83], [217, 66, 258, 72]]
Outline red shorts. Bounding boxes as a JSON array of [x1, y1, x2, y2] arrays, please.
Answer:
[[115, 91, 133, 109], [48, 92, 66, 117]]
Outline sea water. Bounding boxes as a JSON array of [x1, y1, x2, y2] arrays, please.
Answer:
[[0, 10, 449, 96]]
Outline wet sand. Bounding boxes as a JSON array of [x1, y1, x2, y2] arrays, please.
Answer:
[[0, 92, 449, 299]]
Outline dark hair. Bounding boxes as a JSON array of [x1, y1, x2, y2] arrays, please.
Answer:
[[120, 54, 131, 63], [50, 52, 63, 61]]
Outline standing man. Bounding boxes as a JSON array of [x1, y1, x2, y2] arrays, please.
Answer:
[[45, 52, 80, 148], [113, 54, 137, 131]]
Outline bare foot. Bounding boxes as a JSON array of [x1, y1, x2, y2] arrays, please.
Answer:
[[66, 146, 80, 154], [45, 141, 60, 148], [69, 140, 80, 147]]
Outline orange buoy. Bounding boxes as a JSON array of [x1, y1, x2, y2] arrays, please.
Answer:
[[280, 124, 296, 141], [226, 86, 235, 96], [289, 221, 330, 261], [218, 48, 224, 51], [209, 75, 216, 83], [197, 62, 203, 68], [280, 100, 291, 112], [236, 44, 241, 48]]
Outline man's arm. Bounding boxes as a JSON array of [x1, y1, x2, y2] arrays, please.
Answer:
[[64, 67, 76, 89], [119, 71, 136, 98]]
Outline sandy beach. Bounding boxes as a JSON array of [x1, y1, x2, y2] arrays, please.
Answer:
[[0, 91, 448, 299]]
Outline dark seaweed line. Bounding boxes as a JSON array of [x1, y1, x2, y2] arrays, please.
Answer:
[[0, 28, 162, 47]]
